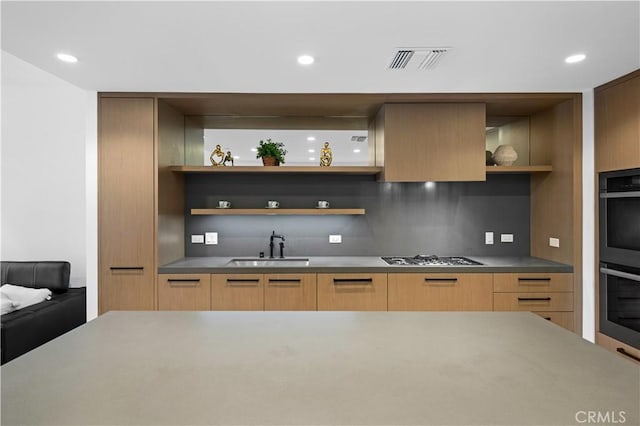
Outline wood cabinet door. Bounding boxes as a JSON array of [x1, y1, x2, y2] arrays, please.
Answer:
[[378, 103, 486, 182], [98, 97, 155, 313], [158, 274, 211, 311], [595, 73, 640, 172], [317, 273, 387, 311], [264, 274, 317, 311], [211, 274, 264, 310], [388, 273, 493, 311]]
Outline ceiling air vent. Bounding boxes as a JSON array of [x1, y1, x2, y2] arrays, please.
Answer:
[[388, 47, 450, 70], [350, 136, 368, 142]]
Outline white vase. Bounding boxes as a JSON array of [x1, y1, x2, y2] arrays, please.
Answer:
[[492, 145, 518, 166]]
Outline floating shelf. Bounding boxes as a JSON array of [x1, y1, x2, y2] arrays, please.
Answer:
[[170, 166, 382, 175], [486, 165, 552, 173], [191, 208, 366, 216]]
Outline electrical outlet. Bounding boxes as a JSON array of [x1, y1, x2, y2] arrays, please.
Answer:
[[329, 235, 342, 244], [485, 232, 494, 245], [191, 234, 204, 244], [549, 237, 560, 248], [205, 232, 218, 245], [501, 233, 514, 243]]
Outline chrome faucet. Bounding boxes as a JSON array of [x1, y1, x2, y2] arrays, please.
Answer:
[[269, 230, 285, 258]]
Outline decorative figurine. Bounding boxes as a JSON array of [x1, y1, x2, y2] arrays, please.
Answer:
[[320, 142, 332, 167], [210, 144, 225, 166], [223, 150, 234, 166]]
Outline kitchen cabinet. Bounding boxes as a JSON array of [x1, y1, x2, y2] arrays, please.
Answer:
[[317, 273, 387, 311], [375, 103, 486, 182], [493, 272, 574, 331], [211, 274, 264, 310], [596, 331, 640, 365], [264, 273, 317, 311], [493, 292, 573, 312], [388, 273, 493, 311], [533, 312, 574, 331], [595, 70, 640, 172], [98, 97, 156, 313], [158, 274, 211, 311]]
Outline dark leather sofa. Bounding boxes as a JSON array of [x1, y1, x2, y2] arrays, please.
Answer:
[[1, 261, 86, 364]]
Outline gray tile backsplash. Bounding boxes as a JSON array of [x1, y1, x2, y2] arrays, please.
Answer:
[[185, 174, 530, 257]]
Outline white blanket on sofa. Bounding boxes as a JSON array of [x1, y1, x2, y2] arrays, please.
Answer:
[[0, 284, 52, 315]]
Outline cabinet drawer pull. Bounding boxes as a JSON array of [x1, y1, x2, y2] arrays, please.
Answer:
[[616, 348, 640, 363], [518, 277, 551, 284], [424, 278, 458, 283], [268, 278, 302, 286], [110, 266, 144, 270], [333, 278, 373, 285], [226, 278, 260, 286], [518, 297, 552, 302], [167, 278, 200, 287]]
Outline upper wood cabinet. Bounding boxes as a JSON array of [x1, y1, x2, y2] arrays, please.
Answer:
[[595, 70, 640, 172], [375, 103, 486, 182]]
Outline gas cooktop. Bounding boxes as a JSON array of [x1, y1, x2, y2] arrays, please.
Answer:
[[381, 255, 483, 266]]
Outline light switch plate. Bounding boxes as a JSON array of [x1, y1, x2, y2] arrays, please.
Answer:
[[549, 237, 560, 248], [205, 232, 218, 245], [191, 234, 204, 244], [329, 235, 342, 244], [501, 234, 514, 243], [485, 232, 494, 245]]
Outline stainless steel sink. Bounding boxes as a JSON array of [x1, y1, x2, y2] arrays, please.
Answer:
[[227, 258, 310, 267]]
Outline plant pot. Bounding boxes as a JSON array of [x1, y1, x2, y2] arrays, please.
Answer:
[[262, 156, 279, 166]]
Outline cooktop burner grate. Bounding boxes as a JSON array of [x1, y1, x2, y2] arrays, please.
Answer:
[[381, 255, 483, 266]]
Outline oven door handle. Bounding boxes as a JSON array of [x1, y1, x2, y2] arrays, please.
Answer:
[[600, 267, 640, 282], [599, 191, 640, 198]]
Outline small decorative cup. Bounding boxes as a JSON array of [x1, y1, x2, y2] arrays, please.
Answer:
[[267, 200, 279, 208], [317, 200, 330, 208], [218, 200, 231, 208]]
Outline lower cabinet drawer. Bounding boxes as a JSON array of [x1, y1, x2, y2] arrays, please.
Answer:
[[264, 273, 317, 311], [494, 273, 573, 292], [388, 273, 493, 311], [317, 273, 387, 311], [493, 292, 573, 312], [596, 332, 640, 365], [158, 274, 211, 311], [532, 311, 575, 331], [211, 274, 264, 310]]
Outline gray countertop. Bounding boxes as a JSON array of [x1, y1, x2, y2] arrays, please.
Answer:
[[159, 255, 573, 274], [1, 311, 637, 425]]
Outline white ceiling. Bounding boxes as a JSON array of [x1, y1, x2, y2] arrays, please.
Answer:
[[2, 1, 639, 93]]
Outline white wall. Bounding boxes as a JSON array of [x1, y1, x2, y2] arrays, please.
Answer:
[[1, 51, 97, 320], [582, 90, 595, 342]]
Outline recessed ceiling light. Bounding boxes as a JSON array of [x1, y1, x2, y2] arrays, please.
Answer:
[[353, 149, 361, 153], [307, 136, 316, 141], [250, 148, 257, 152], [298, 55, 315, 65], [233, 156, 240, 160], [56, 53, 78, 63], [565, 53, 586, 64], [308, 149, 315, 153], [309, 157, 315, 161]]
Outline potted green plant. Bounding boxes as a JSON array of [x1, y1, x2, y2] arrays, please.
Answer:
[[256, 139, 287, 166]]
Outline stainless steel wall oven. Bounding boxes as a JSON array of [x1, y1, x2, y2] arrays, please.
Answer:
[[599, 168, 640, 350], [599, 168, 640, 266]]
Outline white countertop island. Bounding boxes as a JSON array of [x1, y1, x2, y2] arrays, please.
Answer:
[[2, 311, 638, 425]]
